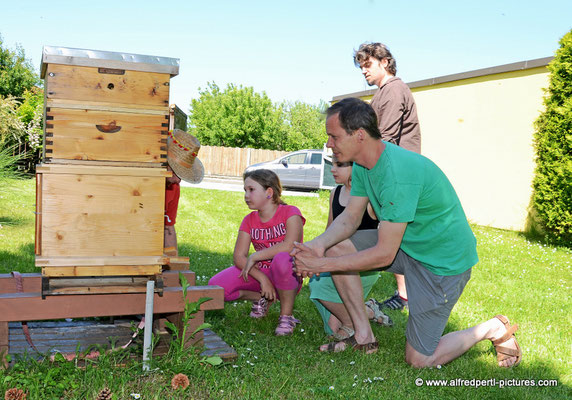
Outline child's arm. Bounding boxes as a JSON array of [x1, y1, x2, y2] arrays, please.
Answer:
[[239, 215, 303, 281], [234, 231, 276, 299]]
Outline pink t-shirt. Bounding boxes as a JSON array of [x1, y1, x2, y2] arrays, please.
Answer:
[[239, 204, 305, 268]]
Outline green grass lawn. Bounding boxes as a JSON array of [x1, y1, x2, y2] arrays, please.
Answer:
[[0, 177, 570, 399]]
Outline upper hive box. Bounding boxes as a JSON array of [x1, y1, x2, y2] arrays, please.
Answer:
[[40, 46, 179, 164]]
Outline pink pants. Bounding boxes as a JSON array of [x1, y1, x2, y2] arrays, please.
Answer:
[[208, 252, 302, 301]]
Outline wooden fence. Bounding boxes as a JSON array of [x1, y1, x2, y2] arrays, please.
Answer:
[[198, 146, 289, 177]]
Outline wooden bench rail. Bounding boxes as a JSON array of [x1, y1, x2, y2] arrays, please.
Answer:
[[0, 285, 223, 322], [0, 271, 196, 294]]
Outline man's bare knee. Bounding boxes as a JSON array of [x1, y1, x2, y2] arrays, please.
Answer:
[[405, 342, 435, 368], [325, 239, 357, 257]]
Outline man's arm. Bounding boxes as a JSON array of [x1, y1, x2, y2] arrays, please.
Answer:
[[294, 220, 406, 274], [309, 195, 369, 250]]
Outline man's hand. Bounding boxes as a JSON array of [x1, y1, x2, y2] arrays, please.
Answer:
[[291, 242, 328, 278]]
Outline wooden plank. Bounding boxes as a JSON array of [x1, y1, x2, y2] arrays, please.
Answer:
[[46, 108, 167, 163], [0, 322, 8, 368], [37, 256, 166, 267], [35, 173, 42, 255], [36, 164, 170, 177], [46, 99, 169, 115], [163, 256, 190, 271], [47, 159, 165, 168], [0, 271, 194, 293], [0, 285, 223, 321], [39, 173, 164, 257], [9, 321, 134, 356], [45, 286, 155, 295], [46, 64, 170, 108], [42, 265, 162, 277], [202, 329, 238, 362], [48, 276, 152, 287]]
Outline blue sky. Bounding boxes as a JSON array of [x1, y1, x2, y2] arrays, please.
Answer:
[[1, 0, 571, 110]]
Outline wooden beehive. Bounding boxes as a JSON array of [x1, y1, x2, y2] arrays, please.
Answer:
[[35, 47, 180, 291], [40, 46, 179, 165]]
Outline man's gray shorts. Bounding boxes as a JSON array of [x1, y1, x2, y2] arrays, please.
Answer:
[[350, 229, 472, 356]]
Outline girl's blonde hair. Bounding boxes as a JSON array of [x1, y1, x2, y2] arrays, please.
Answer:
[[243, 169, 286, 205]]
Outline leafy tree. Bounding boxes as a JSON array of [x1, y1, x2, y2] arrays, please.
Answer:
[[0, 90, 43, 174], [532, 29, 572, 245], [0, 36, 40, 98], [281, 100, 327, 151], [189, 82, 284, 149]]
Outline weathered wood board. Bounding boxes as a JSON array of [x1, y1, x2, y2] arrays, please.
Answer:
[[45, 64, 170, 108], [45, 108, 168, 163], [36, 168, 165, 259]]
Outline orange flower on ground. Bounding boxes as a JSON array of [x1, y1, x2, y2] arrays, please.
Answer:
[[4, 388, 27, 400], [171, 373, 190, 390]]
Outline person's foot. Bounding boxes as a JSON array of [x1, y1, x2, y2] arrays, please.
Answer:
[[275, 315, 300, 336], [365, 298, 394, 326], [329, 326, 354, 341], [489, 315, 522, 367], [319, 336, 378, 354], [381, 290, 408, 311], [249, 297, 270, 318]]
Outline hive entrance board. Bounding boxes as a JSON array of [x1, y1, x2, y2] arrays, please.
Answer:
[[41, 274, 163, 298]]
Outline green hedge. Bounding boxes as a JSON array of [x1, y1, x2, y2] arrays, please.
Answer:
[[532, 29, 572, 245]]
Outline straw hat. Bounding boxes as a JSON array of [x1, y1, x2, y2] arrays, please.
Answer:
[[167, 129, 205, 184]]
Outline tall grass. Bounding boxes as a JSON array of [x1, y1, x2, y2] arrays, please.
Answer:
[[0, 178, 570, 399]]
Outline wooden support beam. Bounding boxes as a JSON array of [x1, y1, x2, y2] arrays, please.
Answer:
[[0, 271, 195, 293], [36, 256, 167, 267], [0, 286, 223, 322], [0, 322, 8, 368]]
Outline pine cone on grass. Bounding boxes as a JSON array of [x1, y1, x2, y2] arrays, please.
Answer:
[[4, 388, 26, 400], [171, 373, 190, 390], [95, 388, 112, 400]]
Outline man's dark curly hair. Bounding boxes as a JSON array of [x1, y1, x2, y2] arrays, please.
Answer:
[[354, 42, 396, 76]]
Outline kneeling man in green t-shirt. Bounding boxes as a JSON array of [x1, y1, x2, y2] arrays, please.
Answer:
[[292, 98, 521, 368]]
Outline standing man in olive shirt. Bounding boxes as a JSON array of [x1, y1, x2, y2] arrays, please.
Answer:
[[354, 42, 421, 309]]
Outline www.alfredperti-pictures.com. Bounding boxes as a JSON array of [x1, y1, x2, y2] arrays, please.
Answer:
[[415, 378, 559, 388]]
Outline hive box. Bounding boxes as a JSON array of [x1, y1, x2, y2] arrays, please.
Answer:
[[40, 46, 179, 165], [35, 164, 170, 277]]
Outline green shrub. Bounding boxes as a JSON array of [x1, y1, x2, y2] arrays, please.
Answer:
[[532, 29, 572, 245]]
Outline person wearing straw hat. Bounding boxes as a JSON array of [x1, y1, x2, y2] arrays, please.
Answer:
[[164, 129, 205, 256]]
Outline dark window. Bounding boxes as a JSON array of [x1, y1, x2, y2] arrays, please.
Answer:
[[310, 153, 322, 165]]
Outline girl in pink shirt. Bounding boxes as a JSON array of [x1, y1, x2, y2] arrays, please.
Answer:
[[209, 169, 305, 336]]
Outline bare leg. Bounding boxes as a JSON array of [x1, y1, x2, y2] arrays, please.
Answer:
[[405, 317, 521, 368], [277, 288, 296, 315], [317, 299, 355, 338], [318, 240, 377, 353], [237, 290, 263, 301], [394, 273, 407, 299]]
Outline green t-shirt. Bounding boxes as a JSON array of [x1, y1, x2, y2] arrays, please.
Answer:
[[351, 142, 478, 276]]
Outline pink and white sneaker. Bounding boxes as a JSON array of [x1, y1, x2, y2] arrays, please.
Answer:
[[249, 297, 270, 318], [275, 315, 300, 336]]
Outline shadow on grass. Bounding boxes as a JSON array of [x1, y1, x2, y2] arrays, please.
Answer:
[[0, 215, 30, 226], [516, 229, 571, 250], [0, 243, 36, 274]]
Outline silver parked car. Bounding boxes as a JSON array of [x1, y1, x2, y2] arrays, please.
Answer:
[[244, 149, 335, 190]]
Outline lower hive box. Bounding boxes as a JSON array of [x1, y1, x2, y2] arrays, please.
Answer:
[[35, 164, 169, 278]]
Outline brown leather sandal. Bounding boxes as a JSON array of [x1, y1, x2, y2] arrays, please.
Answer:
[[492, 315, 522, 367]]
